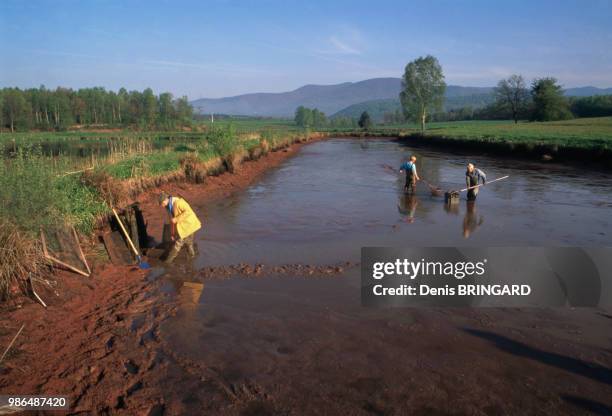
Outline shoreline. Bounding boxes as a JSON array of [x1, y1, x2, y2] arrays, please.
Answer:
[[132, 133, 325, 241], [0, 134, 322, 414], [395, 132, 612, 169]]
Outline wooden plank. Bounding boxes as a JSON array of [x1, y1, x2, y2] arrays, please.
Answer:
[[112, 209, 139, 260], [101, 231, 133, 265], [126, 207, 141, 254], [101, 232, 120, 265]]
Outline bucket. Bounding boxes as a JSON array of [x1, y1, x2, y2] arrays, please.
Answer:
[[445, 191, 460, 204]]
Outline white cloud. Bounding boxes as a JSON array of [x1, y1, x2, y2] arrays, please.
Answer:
[[329, 36, 361, 55]]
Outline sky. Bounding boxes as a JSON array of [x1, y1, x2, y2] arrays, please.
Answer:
[[1, 0, 611, 99]]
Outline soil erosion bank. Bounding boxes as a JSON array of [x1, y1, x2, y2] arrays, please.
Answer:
[[0, 135, 322, 415]]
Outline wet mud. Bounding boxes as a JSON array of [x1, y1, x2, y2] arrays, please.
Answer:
[[157, 271, 612, 415], [194, 262, 354, 280]]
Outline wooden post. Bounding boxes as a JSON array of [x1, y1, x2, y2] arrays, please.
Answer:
[[44, 253, 90, 277], [29, 275, 47, 308], [72, 226, 91, 275], [40, 229, 50, 257], [0, 324, 25, 366]]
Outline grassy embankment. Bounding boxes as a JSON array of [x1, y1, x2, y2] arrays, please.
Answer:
[[0, 124, 311, 298], [204, 117, 612, 152], [325, 116, 612, 160], [398, 117, 612, 150], [0, 125, 312, 234]]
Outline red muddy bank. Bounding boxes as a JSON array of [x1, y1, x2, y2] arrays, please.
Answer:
[[0, 138, 322, 414]]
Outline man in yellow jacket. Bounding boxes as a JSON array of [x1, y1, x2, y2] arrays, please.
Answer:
[[159, 192, 202, 264]]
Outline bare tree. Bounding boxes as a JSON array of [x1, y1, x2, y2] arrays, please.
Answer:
[[495, 74, 529, 124]]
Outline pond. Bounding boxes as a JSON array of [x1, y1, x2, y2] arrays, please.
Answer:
[[193, 138, 612, 267], [154, 138, 612, 413]]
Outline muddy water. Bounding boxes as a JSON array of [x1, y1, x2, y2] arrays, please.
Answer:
[[193, 138, 612, 267], [157, 138, 612, 413]]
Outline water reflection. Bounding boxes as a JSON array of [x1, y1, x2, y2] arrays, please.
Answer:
[[166, 280, 205, 317], [180, 282, 204, 308], [397, 194, 419, 223], [463, 201, 484, 239], [443, 200, 460, 216]]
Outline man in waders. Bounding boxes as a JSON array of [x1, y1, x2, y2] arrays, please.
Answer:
[[399, 155, 420, 194], [159, 192, 202, 264], [465, 163, 486, 201]]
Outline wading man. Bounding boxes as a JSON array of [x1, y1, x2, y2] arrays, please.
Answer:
[[399, 155, 420, 194], [465, 163, 486, 201], [159, 192, 202, 264]]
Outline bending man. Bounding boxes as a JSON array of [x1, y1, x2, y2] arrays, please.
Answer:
[[399, 155, 420, 194], [159, 192, 202, 264], [465, 163, 486, 201]]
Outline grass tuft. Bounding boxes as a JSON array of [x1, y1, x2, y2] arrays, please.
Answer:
[[0, 219, 46, 300]]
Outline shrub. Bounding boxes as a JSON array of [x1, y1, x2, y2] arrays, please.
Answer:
[[0, 145, 108, 236], [0, 145, 66, 234], [260, 138, 270, 154], [0, 219, 46, 300], [206, 125, 239, 158]]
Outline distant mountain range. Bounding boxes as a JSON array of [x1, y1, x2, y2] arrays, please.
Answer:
[[191, 78, 612, 118], [332, 94, 498, 121]]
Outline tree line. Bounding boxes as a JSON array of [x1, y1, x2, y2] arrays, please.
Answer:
[[294, 106, 357, 129], [397, 55, 612, 130], [429, 82, 612, 123], [492, 75, 574, 123], [0, 86, 194, 132], [570, 95, 612, 118]]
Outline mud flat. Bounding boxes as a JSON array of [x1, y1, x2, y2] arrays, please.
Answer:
[[1, 137, 612, 414]]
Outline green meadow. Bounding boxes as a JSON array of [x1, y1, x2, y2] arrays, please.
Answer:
[[410, 117, 612, 149]]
